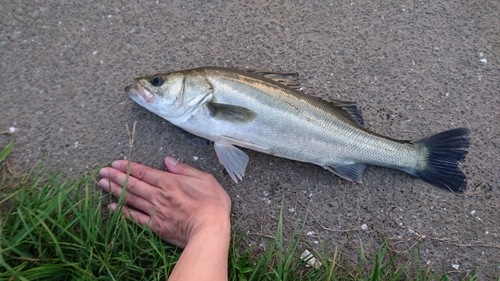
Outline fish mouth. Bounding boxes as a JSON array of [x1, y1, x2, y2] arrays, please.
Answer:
[[125, 82, 156, 103]]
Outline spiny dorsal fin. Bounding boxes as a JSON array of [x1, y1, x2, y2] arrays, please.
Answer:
[[247, 70, 301, 89]]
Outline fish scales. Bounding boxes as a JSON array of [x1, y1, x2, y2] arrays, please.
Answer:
[[204, 68, 415, 168]]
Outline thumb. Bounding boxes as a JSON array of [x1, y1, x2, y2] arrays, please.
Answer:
[[164, 156, 207, 178]]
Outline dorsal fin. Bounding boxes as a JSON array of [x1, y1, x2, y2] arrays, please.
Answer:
[[247, 70, 301, 89], [323, 98, 365, 127], [247, 69, 363, 126]]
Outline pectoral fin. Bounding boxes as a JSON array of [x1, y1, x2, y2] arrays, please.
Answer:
[[206, 103, 256, 123], [214, 142, 249, 183], [323, 163, 367, 183]]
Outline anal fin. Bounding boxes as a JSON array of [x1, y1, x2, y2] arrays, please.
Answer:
[[323, 164, 367, 183], [214, 142, 249, 183]]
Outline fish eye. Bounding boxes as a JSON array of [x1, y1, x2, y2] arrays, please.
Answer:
[[150, 75, 164, 87]]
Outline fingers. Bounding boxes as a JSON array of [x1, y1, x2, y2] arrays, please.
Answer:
[[109, 160, 180, 188], [99, 167, 155, 201], [108, 203, 152, 226], [109, 157, 208, 185], [98, 177, 156, 215], [164, 156, 208, 178]]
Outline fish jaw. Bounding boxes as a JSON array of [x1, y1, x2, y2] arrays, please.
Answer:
[[126, 82, 156, 104], [126, 81, 183, 122]]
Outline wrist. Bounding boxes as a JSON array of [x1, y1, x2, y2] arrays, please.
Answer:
[[187, 205, 231, 241], [190, 216, 231, 244], [168, 218, 230, 281]]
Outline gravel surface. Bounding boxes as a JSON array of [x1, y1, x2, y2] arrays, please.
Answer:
[[1, 0, 499, 279]]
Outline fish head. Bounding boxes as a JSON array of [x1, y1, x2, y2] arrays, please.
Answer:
[[126, 72, 186, 120], [126, 71, 213, 122]]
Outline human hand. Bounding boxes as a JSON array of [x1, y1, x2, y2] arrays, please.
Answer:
[[98, 156, 231, 248]]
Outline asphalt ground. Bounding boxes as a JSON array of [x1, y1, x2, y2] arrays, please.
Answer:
[[1, 0, 499, 278]]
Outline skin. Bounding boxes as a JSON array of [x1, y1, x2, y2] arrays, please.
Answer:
[[98, 156, 231, 281]]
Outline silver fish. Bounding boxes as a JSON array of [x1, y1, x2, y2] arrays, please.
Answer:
[[126, 67, 470, 192]]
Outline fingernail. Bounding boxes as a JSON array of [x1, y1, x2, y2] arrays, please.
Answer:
[[98, 179, 109, 190], [108, 203, 117, 211], [99, 168, 109, 177], [165, 156, 179, 166], [111, 161, 121, 169]]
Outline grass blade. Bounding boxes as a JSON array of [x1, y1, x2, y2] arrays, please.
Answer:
[[0, 137, 14, 164]]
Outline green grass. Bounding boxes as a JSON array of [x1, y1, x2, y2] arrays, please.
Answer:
[[0, 167, 180, 281], [0, 131, 15, 182], [0, 164, 486, 280]]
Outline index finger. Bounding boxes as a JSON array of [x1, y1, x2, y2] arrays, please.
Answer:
[[110, 160, 173, 188]]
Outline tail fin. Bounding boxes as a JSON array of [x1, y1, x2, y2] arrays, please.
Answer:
[[411, 128, 470, 192]]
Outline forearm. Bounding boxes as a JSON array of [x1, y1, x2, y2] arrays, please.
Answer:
[[167, 224, 230, 281]]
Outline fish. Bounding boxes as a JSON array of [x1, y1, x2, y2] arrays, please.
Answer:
[[125, 66, 470, 192]]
